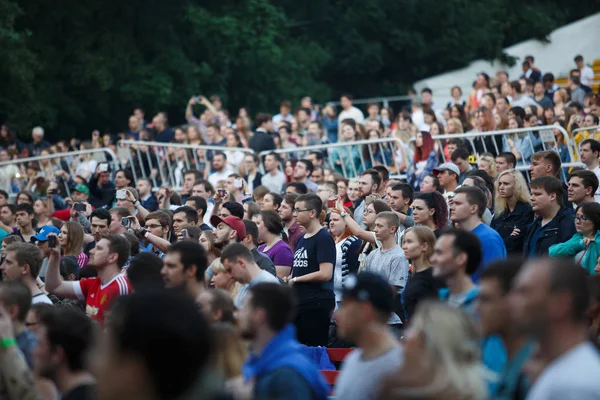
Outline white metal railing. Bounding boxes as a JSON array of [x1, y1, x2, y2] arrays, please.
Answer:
[[258, 137, 405, 179], [118, 140, 255, 190], [0, 148, 119, 197]]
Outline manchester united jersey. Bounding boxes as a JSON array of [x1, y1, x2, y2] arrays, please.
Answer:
[[72, 274, 131, 325]]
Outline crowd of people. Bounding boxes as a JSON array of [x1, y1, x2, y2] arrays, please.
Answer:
[[0, 53, 598, 400]]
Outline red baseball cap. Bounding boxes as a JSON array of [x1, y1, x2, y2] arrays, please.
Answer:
[[210, 215, 246, 241]]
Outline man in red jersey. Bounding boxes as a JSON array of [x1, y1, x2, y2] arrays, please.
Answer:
[[45, 234, 131, 325]]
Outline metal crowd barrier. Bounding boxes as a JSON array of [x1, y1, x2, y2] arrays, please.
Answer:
[[411, 124, 582, 181], [0, 148, 119, 197], [118, 140, 255, 191], [258, 137, 405, 179]]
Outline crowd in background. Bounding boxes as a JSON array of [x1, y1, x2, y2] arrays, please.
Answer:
[[0, 53, 598, 400]]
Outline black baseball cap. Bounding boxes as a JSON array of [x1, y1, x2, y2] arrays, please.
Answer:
[[342, 272, 394, 315]]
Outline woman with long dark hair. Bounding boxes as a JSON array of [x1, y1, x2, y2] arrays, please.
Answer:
[[407, 131, 438, 190], [256, 210, 293, 279], [411, 192, 449, 237]]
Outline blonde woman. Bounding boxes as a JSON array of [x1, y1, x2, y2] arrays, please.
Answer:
[[210, 259, 242, 300], [379, 301, 489, 400], [401, 227, 444, 319], [478, 154, 497, 178], [213, 322, 252, 399], [490, 169, 534, 254], [443, 118, 463, 161], [200, 230, 220, 265]]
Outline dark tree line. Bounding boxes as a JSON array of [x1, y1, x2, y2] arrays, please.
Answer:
[[0, 0, 598, 140]]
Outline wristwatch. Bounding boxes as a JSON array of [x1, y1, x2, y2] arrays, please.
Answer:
[[340, 211, 349, 218], [135, 228, 147, 239], [134, 200, 140, 207]]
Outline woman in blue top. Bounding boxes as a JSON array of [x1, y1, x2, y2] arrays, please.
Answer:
[[329, 119, 363, 178], [549, 202, 600, 274], [502, 116, 533, 167], [363, 129, 392, 169]]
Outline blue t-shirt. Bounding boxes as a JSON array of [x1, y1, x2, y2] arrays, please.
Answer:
[[472, 223, 507, 282], [528, 224, 547, 259], [292, 228, 336, 304]]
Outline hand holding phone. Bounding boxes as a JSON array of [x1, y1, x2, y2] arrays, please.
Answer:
[[234, 178, 243, 189], [327, 197, 338, 209], [121, 217, 132, 228], [218, 189, 227, 198], [116, 189, 127, 200], [47, 236, 57, 249], [73, 203, 86, 212], [181, 229, 188, 239]]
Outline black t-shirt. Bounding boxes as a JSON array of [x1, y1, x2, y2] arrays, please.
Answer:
[[63, 384, 96, 400], [292, 228, 336, 304], [83, 241, 96, 256], [402, 268, 445, 320]]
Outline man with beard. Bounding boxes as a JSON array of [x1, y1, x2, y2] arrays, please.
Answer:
[[238, 282, 329, 400], [430, 228, 481, 321], [161, 240, 208, 302], [204, 215, 246, 281], [354, 169, 382, 228], [34, 307, 97, 400]]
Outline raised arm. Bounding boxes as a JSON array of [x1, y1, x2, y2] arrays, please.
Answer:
[[335, 198, 376, 244], [44, 247, 77, 299]]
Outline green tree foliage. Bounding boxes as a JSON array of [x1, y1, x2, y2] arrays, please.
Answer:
[[0, 0, 598, 139]]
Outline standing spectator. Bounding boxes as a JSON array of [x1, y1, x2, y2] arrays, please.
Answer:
[[328, 209, 361, 307], [569, 76, 586, 107], [579, 139, 600, 202], [334, 272, 404, 400], [574, 55, 595, 88], [14, 203, 37, 243], [185, 196, 211, 230], [136, 178, 158, 212], [511, 259, 600, 399], [491, 169, 534, 254], [567, 170, 598, 207], [162, 240, 208, 302], [239, 283, 329, 400], [207, 152, 233, 187], [549, 202, 600, 274], [1, 242, 53, 305], [354, 169, 382, 228], [260, 192, 282, 212], [466, 72, 490, 113], [401, 226, 444, 319], [272, 100, 293, 125], [338, 93, 365, 127], [451, 186, 506, 280], [509, 81, 537, 109], [94, 291, 217, 400], [433, 162, 460, 200], [29, 126, 50, 156], [83, 208, 112, 256], [58, 221, 89, 268], [151, 112, 174, 143], [431, 229, 481, 321], [34, 307, 97, 400], [477, 260, 532, 400], [221, 243, 279, 308], [172, 206, 198, 237], [292, 159, 318, 192], [521, 60, 541, 82], [262, 153, 286, 194], [286, 194, 335, 346], [241, 220, 277, 277], [321, 104, 339, 144], [249, 113, 276, 154], [45, 234, 131, 325], [407, 131, 438, 190], [451, 148, 476, 184], [242, 154, 263, 193], [364, 212, 409, 333], [256, 211, 293, 279], [0, 281, 38, 369], [209, 259, 241, 300], [411, 192, 448, 237], [88, 164, 116, 208], [523, 176, 576, 258], [279, 193, 301, 252]]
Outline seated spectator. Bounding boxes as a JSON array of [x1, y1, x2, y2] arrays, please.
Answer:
[[330, 119, 362, 178], [549, 202, 600, 274]]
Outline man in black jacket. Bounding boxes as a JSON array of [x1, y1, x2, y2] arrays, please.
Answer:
[[88, 164, 116, 208], [249, 113, 276, 154], [523, 176, 575, 258]]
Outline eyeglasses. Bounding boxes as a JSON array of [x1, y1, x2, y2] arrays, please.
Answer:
[[145, 224, 163, 229], [576, 215, 591, 222], [364, 209, 376, 215], [293, 209, 311, 214]]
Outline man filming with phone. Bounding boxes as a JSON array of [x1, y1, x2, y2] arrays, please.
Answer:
[[89, 163, 116, 208]]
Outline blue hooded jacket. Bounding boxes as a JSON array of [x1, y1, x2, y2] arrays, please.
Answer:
[[243, 324, 330, 400]]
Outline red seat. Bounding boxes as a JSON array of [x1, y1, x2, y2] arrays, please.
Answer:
[[321, 348, 354, 390]]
